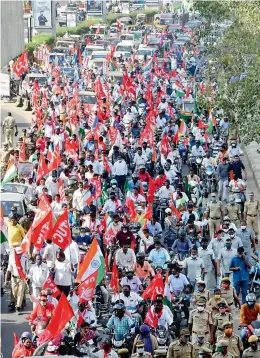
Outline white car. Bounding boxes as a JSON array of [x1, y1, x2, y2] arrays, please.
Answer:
[[1, 192, 27, 220]]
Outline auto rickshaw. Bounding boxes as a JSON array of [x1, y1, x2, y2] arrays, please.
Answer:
[[180, 99, 195, 124]]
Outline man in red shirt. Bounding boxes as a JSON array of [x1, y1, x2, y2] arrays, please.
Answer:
[[27, 292, 55, 326], [138, 166, 150, 183], [155, 169, 167, 189]]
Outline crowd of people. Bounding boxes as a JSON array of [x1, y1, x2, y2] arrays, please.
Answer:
[[1, 5, 260, 358]]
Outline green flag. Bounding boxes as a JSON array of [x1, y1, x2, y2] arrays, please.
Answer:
[[100, 183, 109, 206]]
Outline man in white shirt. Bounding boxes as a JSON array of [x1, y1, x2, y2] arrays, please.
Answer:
[[50, 127, 63, 151], [64, 240, 80, 273], [51, 194, 63, 216], [45, 172, 59, 197], [103, 193, 122, 213], [191, 141, 205, 158], [157, 98, 168, 112], [115, 245, 136, 270], [202, 152, 215, 171], [72, 182, 84, 213], [112, 156, 128, 192], [28, 254, 49, 300], [150, 300, 173, 329], [158, 180, 175, 200], [112, 287, 143, 309], [133, 147, 147, 170]]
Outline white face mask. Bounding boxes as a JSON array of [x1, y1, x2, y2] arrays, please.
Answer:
[[197, 306, 205, 312], [241, 226, 246, 230], [137, 348, 144, 354]]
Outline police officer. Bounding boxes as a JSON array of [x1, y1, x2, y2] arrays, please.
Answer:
[[244, 192, 259, 243], [131, 341, 152, 358], [0, 142, 12, 172], [188, 298, 213, 344], [225, 196, 241, 229], [213, 302, 233, 342], [167, 329, 194, 358], [192, 332, 212, 358], [213, 340, 234, 358], [206, 193, 223, 239], [2, 112, 18, 148], [217, 322, 243, 358], [199, 346, 213, 358], [220, 277, 241, 313], [243, 335, 260, 358]]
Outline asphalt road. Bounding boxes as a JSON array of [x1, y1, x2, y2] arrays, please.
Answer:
[[0, 105, 259, 357]]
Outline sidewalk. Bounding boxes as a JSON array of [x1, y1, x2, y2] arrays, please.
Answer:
[[245, 142, 260, 192]]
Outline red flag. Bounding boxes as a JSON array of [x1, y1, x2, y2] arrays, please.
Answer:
[[19, 140, 26, 162], [173, 131, 179, 144], [144, 307, 160, 329], [77, 272, 97, 302], [102, 156, 111, 173], [52, 211, 71, 250], [147, 177, 156, 204], [58, 178, 66, 202], [87, 36, 92, 45], [110, 260, 119, 294], [77, 312, 85, 328], [126, 198, 138, 222], [198, 118, 208, 129], [117, 19, 122, 32], [14, 252, 26, 280], [169, 200, 182, 221], [31, 211, 52, 250], [143, 204, 153, 220], [48, 146, 61, 171], [161, 133, 171, 155], [13, 51, 29, 76], [36, 153, 50, 184], [103, 227, 115, 245], [13, 332, 19, 347], [42, 293, 74, 343], [104, 251, 109, 272], [21, 227, 32, 254], [142, 274, 164, 301], [31, 193, 51, 231], [42, 274, 61, 299]]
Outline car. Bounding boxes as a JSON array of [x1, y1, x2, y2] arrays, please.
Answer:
[[184, 20, 203, 29], [1, 192, 27, 220], [22, 73, 48, 98], [1, 183, 28, 195], [114, 41, 134, 58], [119, 34, 139, 48], [51, 46, 70, 55], [88, 51, 109, 68], [117, 16, 133, 25]]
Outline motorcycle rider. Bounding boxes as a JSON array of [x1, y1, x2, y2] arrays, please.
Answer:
[[133, 252, 155, 281], [112, 285, 143, 309], [172, 229, 192, 259], [243, 335, 260, 358], [107, 303, 134, 341], [239, 293, 260, 339], [148, 239, 170, 269], [12, 336, 35, 358], [116, 224, 136, 248], [191, 140, 206, 159], [120, 270, 143, 294], [116, 244, 136, 270], [74, 322, 98, 346], [95, 339, 119, 358], [148, 299, 173, 329]]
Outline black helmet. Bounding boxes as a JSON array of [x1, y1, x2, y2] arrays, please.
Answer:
[[178, 229, 186, 238]]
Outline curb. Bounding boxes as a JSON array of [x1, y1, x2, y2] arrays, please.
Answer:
[[245, 142, 260, 192]]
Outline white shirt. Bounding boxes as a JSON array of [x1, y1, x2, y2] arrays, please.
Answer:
[[112, 292, 143, 308], [150, 305, 173, 329], [54, 260, 73, 286], [7, 252, 29, 277], [158, 185, 175, 200], [103, 199, 122, 213], [44, 123, 54, 138], [72, 189, 84, 211], [191, 145, 205, 157], [115, 248, 136, 269], [51, 201, 63, 216], [29, 263, 49, 288], [50, 134, 63, 151], [133, 153, 147, 167], [64, 241, 80, 266], [169, 273, 189, 292], [85, 160, 101, 174], [43, 243, 59, 268], [45, 177, 58, 197], [113, 160, 128, 176]]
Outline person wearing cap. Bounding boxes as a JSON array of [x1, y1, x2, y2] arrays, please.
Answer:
[[207, 288, 229, 319], [131, 340, 152, 358], [118, 348, 130, 358], [220, 277, 240, 312], [188, 298, 213, 344], [198, 346, 213, 358], [27, 291, 55, 325], [244, 192, 260, 244], [212, 340, 234, 357], [217, 238, 237, 281], [229, 246, 251, 304], [192, 332, 212, 358], [217, 321, 243, 357], [5, 247, 29, 313], [2, 111, 18, 148], [220, 216, 237, 234], [225, 195, 241, 229], [167, 328, 194, 358], [213, 302, 233, 341], [5, 215, 25, 247], [193, 280, 210, 305], [206, 193, 223, 239], [243, 335, 260, 357]]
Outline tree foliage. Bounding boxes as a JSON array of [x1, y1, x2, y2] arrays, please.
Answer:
[[194, 1, 260, 143]]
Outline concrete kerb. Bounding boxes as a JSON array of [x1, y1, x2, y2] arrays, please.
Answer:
[[245, 142, 260, 191]]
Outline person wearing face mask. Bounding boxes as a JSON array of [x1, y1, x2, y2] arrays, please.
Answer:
[[148, 239, 170, 269], [228, 141, 243, 159], [121, 271, 143, 294], [103, 192, 122, 213], [192, 333, 212, 358], [107, 303, 134, 341], [167, 328, 194, 358], [133, 252, 155, 280], [213, 302, 233, 342], [198, 239, 217, 290], [243, 335, 260, 358], [116, 244, 136, 270], [217, 238, 237, 281], [225, 196, 241, 229], [244, 192, 260, 244], [113, 155, 128, 192], [207, 288, 229, 319], [193, 281, 210, 305], [131, 340, 152, 358], [27, 291, 55, 325], [116, 225, 136, 248], [28, 254, 49, 301], [227, 228, 243, 250], [172, 229, 192, 259], [45, 171, 59, 197], [236, 221, 255, 260], [108, 179, 123, 200], [133, 324, 158, 356], [212, 340, 234, 358], [112, 285, 143, 313], [183, 247, 205, 288], [206, 193, 223, 239], [52, 251, 74, 296], [12, 337, 35, 358], [220, 277, 241, 313], [189, 298, 213, 344], [217, 321, 243, 358]]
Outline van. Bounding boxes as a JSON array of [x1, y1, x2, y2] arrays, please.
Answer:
[[88, 51, 109, 68], [115, 41, 134, 56]]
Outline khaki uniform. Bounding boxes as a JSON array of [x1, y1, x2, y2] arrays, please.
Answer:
[[244, 200, 259, 237], [191, 290, 210, 308], [226, 204, 240, 228], [193, 342, 211, 358], [132, 353, 152, 358], [213, 312, 233, 339], [243, 347, 260, 358], [206, 297, 228, 319], [207, 201, 222, 238], [167, 341, 194, 358], [220, 287, 236, 312], [217, 334, 243, 357], [213, 353, 234, 358], [188, 309, 213, 343], [0, 147, 11, 173], [3, 116, 16, 148]]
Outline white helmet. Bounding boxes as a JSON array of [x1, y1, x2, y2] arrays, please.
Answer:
[[165, 208, 172, 214]]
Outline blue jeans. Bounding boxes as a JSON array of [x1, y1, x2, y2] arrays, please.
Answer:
[[234, 280, 248, 304]]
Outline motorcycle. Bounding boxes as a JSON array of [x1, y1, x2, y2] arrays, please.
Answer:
[[204, 165, 215, 193], [249, 254, 260, 299], [240, 321, 260, 348], [195, 156, 203, 178], [189, 180, 200, 205]]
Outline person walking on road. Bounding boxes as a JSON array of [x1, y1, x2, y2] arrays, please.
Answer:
[[2, 111, 18, 148], [244, 192, 260, 244]]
